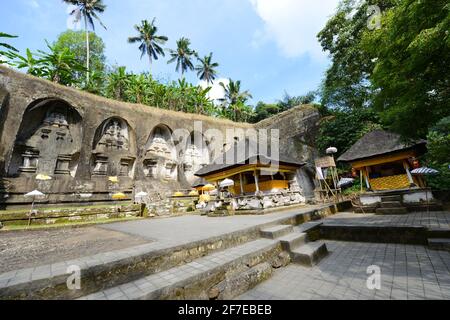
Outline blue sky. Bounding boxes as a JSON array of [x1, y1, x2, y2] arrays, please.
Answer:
[[1, 0, 340, 104]]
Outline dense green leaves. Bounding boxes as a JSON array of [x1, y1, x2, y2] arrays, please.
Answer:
[[63, 0, 107, 83], [54, 30, 106, 84], [0, 32, 19, 63], [316, 108, 383, 158], [425, 117, 450, 190], [6, 42, 86, 85], [362, 0, 450, 138]]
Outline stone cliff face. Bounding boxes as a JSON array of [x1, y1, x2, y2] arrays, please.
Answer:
[[0, 66, 320, 208]]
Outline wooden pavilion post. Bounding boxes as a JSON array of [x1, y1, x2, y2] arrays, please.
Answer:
[[239, 173, 244, 195], [254, 170, 260, 192]]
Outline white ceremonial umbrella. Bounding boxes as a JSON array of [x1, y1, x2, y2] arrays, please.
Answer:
[[135, 191, 148, 203], [411, 167, 440, 214], [24, 190, 45, 226], [219, 179, 235, 188]]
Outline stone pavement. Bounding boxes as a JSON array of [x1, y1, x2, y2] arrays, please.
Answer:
[[100, 205, 321, 247], [323, 212, 450, 229], [237, 240, 450, 300]]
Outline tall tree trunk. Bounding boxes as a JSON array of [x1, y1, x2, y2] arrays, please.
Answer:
[[148, 54, 152, 75], [84, 14, 90, 84]]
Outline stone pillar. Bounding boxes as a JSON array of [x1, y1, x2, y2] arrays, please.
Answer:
[[239, 173, 244, 195]]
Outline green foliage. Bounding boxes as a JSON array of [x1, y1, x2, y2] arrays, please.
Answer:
[[316, 108, 383, 158], [53, 30, 106, 83], [128, 18, 168, 72], [103, 67, 217, 116], [6, 41, 86, 85], [63, 0, 107, 31], [425, 117, 450, 190], [278, 91, 317, 111], [362, 0, 450, 139], [219, 79, 254, 122], [195, 52, 219, 85], [168, 37, 196, 78], [251, 102, 281, 123], [0, 32, 18, 63], [318, 0, 396, 110]]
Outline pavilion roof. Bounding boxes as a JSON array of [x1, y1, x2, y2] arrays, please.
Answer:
[[195, 139, 305, 178], [338, 130, 426, 163]]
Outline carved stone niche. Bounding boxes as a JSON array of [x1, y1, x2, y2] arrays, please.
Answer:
[[144, 159, 158, 178], [119, 157, 135, 177], [19, 149, 39, 173], [164, 160, 177, 179], [95, 119, 130, 152], [10, 99, 82, 178], [54, 155, 72, 175], [92, 155, 108, 176], [144, 125, 177, 181]]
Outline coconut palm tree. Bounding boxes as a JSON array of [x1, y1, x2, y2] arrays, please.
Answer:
[[195, 52, 219, 85], [219, 79, 253, 122], [128, 19, 168, 74], [168, 37, 196, 80], [63, 0, 107, 83]]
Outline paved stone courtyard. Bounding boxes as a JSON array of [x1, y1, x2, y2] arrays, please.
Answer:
[[323, 211, 450, 229], [238, 240, 450, 300]]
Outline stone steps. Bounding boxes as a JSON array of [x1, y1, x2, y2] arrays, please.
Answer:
[[278, 232, 308, 251], [381, 195, 402, 202], [376, 207, 408, 215], [260, 225, 294, 239], [78, 239, 280, 300], [380, 201, 403, 208], [428, 239, 450, 252], [290, 241, 328, 267], [261, 223, 328, 267]]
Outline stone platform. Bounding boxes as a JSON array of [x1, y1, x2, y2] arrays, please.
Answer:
[[0, 202, 348, 300]]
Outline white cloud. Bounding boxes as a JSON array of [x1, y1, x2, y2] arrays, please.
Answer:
[[199, 78, 230, 103], [250, 0, 340, 60], [28, 0, 39, 8]]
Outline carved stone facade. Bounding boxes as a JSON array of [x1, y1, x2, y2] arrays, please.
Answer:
[[0, 66, 321, 208]]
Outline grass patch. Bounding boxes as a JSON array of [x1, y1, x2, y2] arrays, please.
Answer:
[[0, 202, 134, 214], [1, 216, 144, 232]]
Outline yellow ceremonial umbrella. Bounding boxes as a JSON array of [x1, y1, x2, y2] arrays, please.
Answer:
[[36, 174, 52, 181], [109, 176, 119, 183], [112, 192, 127, 200], [189, 190, 199, 196], [201, 184, 215, 192]]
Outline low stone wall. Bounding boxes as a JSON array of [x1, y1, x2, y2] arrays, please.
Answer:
[[0, 204, 143, 226], [358, 189, 442, 213]]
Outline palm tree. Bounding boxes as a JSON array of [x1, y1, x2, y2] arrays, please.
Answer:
[[0, 32, 18, 63], [219, 79, 253, 122], [168, 37, 196, 79], [128, 19, 168, 74], [106, 66, 129, 100], [195, 52, 219, 85], [64, 0, 107, 83]]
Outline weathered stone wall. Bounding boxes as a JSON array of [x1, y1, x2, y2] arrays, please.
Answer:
[[0, 66, 320, 208], [0, 203, 143, 226]]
